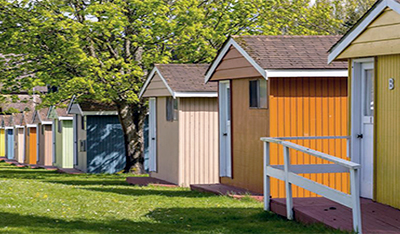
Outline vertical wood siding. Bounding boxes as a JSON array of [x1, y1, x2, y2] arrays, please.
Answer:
[[86, 115, 126, 174], [178, 97, 219, 187], [220, 78, 269, 193], [44, 125, 53, 166], [54, 121, 63, 167], [269, 77, 349, 198], [375, 54, 400, 209], [6, 129, 14, 160], [150, 97, 180, 184], [62, 120, 74, 168], [16, 128, 24, 163], [75, 115, 87, 172], [38, 124, 45, 165], [28, 128, 37, 164], [0, 129, 5, 157]]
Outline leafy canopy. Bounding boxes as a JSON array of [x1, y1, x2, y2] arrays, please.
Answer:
[[0, 0, 374, 107]]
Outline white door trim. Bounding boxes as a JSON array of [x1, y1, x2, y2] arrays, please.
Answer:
[[219, 81, 232, 177], [351, 58, 375, 199], [149, 98, 157, 172]]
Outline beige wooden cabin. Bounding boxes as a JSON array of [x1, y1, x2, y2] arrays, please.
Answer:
[[329, 0, 400, 210], [32, 108, 53, 167], [140, 64, 219, 187]]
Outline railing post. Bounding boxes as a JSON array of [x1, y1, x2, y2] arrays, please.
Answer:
[[283, 146, 293, 220], [347, 138, 351, 159], [350, 168, 362, 234], [264, 141, 270, 211]]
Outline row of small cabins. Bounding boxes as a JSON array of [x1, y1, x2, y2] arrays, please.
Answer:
[[2, 0, 400, 232], [0, 99, 126, 174], [135, 1, 400, 232]]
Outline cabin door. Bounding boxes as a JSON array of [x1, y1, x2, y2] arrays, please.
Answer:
[[219, 81, 232, 177], [148, 98, 157, 172], [352, 60, 374, 199]]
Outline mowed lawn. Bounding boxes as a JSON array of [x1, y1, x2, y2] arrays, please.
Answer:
[[0, 162, 344, 234]]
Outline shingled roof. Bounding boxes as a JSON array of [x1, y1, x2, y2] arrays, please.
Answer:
[[155, 64, 216, 92], [140, 64, 217, 98], [231, 35, 347, 70], [78, 100, 117, 112]]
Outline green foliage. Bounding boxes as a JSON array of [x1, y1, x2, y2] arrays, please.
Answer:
[[0, 162, 346, 233], [0, 0, 375, 107]]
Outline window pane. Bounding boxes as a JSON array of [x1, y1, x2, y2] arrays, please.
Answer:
[[166, 97, 172, 121], [364, 69, 374, 116], [249, 80, 259, 108], [173, 98, 179, 121], [259, 79, 268, 109]]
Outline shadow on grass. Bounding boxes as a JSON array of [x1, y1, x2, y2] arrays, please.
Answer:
[[0, 207, 341, 234], [81, 187, 214, 198]]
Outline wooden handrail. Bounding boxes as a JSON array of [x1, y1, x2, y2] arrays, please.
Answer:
[[261, 137, 358, 169], [261, 137, 362, 234]]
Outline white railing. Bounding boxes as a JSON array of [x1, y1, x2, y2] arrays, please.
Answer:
[[261, 136, 362, 234]]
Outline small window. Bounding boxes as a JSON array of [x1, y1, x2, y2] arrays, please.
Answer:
[[42, 125, 44, 135], [81, 116, 85, 130], [249, 79, 268, 109], [58, 120, 62, 133], [166, 97, 178, 122]]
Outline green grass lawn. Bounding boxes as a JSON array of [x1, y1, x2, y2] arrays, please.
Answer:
[[0, 162, 345, 234]]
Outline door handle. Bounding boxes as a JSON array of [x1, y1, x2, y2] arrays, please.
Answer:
[[151, 138, 155, 140], [357, 134, 363, 139], [223, 133, 228, 136]]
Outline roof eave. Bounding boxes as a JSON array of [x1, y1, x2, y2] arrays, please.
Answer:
[[139, 66, 175, 99]]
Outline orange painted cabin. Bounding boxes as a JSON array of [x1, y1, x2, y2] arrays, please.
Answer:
[[26, 127, 37, 165], [206, 35, 349, 197]]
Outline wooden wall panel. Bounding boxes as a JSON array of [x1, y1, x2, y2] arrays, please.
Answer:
[[0, 129, 5, 157], [17, 128, 24, 163], [211, 46, 262, 81], [220, 78, 269, 194], [179, 97, 219, 187], [338, 9, 400, 59], [375, 54, 400, 209], [37, 124, 46, 165], [269, 77, 349, 198], [142, 74, 171, 97], [62, 120, 74, 168], [44, 125, 53, 166], [150, 97, 180, 184], [28, 127, 37, 165]]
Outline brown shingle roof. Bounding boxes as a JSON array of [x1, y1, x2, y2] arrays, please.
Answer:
[[13, 113, 24, 126], [37, 108, 50, 122], [232, 35, 347, 69], [23, 110, 35, 124], [55, 108, 73, 117], [78, 100, 117, 112], [0, 94, 38, 113], [3, 115, 13, 127], [155, 64, 217, 92]]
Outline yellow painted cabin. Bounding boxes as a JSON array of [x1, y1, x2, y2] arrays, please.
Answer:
[[206, 35, 350, 197], [329, 0, 400, 209]]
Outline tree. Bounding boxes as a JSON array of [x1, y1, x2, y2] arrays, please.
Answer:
[[0, 0, 375, 172]]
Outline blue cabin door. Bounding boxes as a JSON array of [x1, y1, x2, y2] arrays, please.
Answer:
[[86, 115, 126, 173], [6, 129, 14, 160]]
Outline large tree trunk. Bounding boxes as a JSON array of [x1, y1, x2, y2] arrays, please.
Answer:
[[115, 99, 147, 174]]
